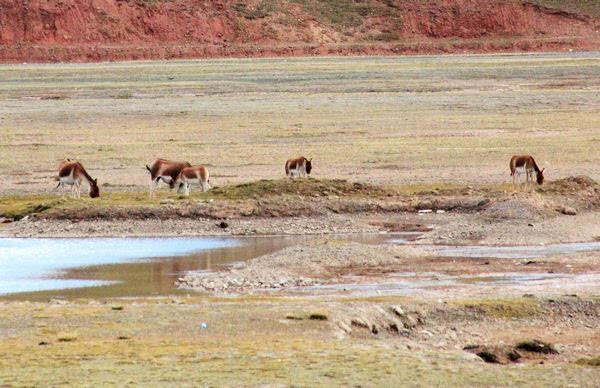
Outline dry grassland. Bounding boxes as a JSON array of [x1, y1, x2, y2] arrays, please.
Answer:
[[1, 53, 599, 197]]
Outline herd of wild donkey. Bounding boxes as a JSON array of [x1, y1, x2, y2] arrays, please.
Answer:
[[55, 154, 543, 199]]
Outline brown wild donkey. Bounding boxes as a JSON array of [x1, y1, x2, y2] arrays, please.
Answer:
[[175, 165, 210, 196], [285, 156, 312, 178], [55, 159, 99, 198], [510, 155, 545, 192], [146, 158, 191, 198]]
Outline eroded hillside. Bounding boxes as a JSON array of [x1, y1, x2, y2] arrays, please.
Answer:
[[1, 0, 599, 62]]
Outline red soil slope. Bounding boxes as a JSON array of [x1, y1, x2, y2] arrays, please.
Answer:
[[1, 0, 599, 62]]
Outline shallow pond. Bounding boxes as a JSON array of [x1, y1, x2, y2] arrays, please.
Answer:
[[2, 235, 599, 301], [0, 234, 388, 300]]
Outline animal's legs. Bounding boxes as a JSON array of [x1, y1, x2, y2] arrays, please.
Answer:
[[150, 178, 159, 198]]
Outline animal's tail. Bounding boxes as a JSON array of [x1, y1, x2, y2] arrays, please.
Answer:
[[145, 165, 151, 173], [285, 161, 289, 176]]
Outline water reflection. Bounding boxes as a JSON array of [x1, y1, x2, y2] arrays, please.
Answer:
[[0, 234, 388, 300], [0, 237, 235, 297]]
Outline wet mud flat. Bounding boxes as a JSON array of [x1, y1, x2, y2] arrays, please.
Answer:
[[177, 239, 600, 299]]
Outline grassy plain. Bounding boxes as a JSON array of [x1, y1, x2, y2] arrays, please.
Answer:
[[1, 53, 599, 197], [1, 296, 599, 386]]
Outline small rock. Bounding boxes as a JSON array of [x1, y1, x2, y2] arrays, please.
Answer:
[[418, 209, 433, 214], [560, 206, 577, 216], [217, 221, 229, 229], [390, 305, 405, 317]]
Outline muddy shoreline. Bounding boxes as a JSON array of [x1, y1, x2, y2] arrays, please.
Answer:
[[2, 176, 599, 246]]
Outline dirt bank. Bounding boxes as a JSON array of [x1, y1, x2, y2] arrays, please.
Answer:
[[1, 0, 599, 62], [1, 176, 599, 245]]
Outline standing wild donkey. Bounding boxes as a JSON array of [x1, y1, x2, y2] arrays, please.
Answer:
[[510, 155, 545, 192], [285, 156, 312, 178], [146, 158, 192, 198], [55, 159, 100, 198], [175, 165, 210, 196]]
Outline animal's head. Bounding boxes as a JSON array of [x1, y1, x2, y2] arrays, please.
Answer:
[[306, 158, 312, 175], [89, 178, 100, 198], [537, 168, 545, 185]]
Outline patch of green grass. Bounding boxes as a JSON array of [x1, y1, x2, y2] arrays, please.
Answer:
[[309, 312, 328, 321], [289, 0, 402, 29], [0, 195, 66, 220], [232, 0, 278, 20], [113, 91, 133, 99], [452, 297, 542, 318], [207, 178, 388, 200], [575, 356, 600, 367], [284, 311, 328, 321], [527, 0, 600, 17]]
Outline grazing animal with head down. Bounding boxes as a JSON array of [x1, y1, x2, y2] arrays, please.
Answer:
[[510, 155, 545, 192], [285, 156, 312, 178], [55, 159, 99, 198], [175, 165, 210, 196], [146, 158, 191, 198]]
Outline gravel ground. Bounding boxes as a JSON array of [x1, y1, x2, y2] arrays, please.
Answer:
[[177, 241, 427, 293], [0, 213, 380, 238]]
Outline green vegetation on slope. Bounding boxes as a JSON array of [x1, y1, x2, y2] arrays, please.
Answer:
[[527, 0, 600, 17]]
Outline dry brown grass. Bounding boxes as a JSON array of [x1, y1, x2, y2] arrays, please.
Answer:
[[0, 53, 599, 198]]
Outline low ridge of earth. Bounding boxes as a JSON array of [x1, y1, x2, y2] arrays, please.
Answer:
[[1, 0, 600, 62], [2, 176, 600, 247]]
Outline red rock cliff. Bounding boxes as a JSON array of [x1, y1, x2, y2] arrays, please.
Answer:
[[1, 0, 598, 62]]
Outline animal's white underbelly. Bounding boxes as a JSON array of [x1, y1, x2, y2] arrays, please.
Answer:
[[60, 176, 76, 185], [515, 167, 525, 175]]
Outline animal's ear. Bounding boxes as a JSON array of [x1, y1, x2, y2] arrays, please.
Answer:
[[309, 158, 312, 162], [541, 168, 545, 173], [94, 178, 98, 184]]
